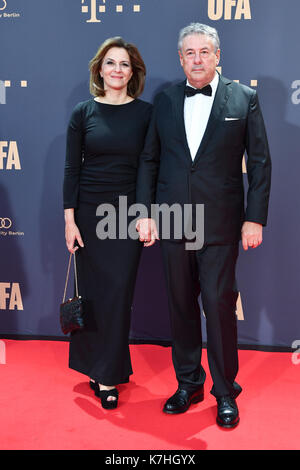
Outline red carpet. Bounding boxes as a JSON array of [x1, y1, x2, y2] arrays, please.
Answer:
[[0, 340, 298, 450]]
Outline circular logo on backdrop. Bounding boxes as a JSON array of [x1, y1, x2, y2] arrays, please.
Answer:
[[0, 218, 12, 229], [0, 218, 24, 236], [0, 1, 21, 18]]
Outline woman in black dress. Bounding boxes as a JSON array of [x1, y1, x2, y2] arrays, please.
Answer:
[[63, 37, 152, 409]]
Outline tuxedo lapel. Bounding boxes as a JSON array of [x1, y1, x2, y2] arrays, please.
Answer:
[[193, 75, 232, 165], [172, 80, 193, 162]]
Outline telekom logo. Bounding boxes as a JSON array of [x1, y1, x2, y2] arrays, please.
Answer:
[[81, 0, 141, 23]]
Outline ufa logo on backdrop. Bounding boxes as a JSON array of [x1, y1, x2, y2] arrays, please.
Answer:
[[0, 141, 21, 170], [81, 0, 141, 23], [0, 283, 23, 310], [208, 0, 251, 20]]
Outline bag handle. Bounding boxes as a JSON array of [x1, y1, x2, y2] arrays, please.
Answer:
[[62, 252, 79, 303]]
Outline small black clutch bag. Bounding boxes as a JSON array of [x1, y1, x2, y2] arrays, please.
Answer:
[[60, 252, 84, 335]]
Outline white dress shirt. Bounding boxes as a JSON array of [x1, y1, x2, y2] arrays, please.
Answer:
[[184, 72, 219, 160]]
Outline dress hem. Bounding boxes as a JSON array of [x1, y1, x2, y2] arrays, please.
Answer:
[[69, 363, 132, 385]]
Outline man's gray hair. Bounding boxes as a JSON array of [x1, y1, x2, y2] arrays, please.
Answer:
[[178, 23, 220, 53]]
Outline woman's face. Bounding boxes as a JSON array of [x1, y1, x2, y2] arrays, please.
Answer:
[[100, 47, 133, 93]]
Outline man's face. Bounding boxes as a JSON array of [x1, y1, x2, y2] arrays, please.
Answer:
[[179, 34, 220, 88]]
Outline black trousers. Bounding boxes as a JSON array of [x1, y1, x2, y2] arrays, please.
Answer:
[[160, 240, 240, 398]]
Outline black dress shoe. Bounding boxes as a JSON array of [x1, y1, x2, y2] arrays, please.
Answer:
[[163, 387, 204, 414], [216, 395, 239, 428]]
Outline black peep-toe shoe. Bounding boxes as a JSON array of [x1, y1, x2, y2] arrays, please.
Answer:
[[98, 388, 119, 409], [89, 380, 119, 409]]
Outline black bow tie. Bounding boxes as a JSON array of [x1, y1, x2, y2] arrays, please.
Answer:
[[185, 84, 212, 97]]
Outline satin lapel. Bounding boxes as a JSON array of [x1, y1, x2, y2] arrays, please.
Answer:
[[193, 75, 232, 165], [172, 80, 193, 162]]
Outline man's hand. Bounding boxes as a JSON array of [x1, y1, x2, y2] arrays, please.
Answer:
[[241, 221, 263, 251], [136, 218, 159, 247]]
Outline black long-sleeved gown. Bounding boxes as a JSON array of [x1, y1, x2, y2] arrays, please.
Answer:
[[63, 98, 152, 385]]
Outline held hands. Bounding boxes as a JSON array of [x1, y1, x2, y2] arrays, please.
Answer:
[[136, 218, 159, 247], [241, 221, 263, 251]]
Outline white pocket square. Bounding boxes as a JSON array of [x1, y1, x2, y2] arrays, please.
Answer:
[[225, 117, 240, 121]]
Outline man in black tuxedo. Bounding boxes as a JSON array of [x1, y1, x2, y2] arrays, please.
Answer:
[[136, 23, 271, 428]]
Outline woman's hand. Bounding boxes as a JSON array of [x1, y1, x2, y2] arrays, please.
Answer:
[[65, 221, 84, 253], [64, 208, 84, 253]]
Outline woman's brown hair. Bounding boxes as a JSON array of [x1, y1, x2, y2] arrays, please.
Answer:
[[89, 37, 146, 99]]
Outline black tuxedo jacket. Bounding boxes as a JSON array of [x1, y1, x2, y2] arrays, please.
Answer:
[[136, 74, 271, 244]]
